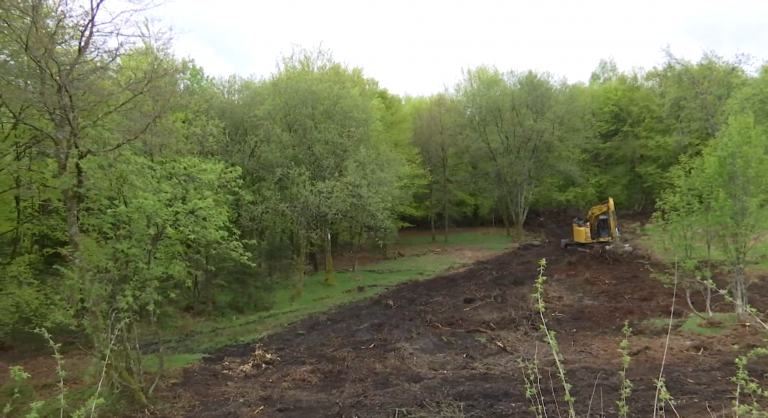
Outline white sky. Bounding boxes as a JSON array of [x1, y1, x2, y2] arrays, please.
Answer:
[[157, 0, 768, 96]]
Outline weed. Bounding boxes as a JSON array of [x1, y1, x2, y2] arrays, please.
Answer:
[[617, 321, 633, 418], [2, 328, 114, 418], [524, 258, 576, 418]]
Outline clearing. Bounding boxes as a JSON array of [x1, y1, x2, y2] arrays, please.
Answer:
[[159, 213, 768, 417], [0, 227, 522, 416]]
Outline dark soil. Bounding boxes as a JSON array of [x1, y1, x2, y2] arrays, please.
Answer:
[[160, 213, 767, 418]]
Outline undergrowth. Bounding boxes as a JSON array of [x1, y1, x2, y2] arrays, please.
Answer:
[[530, 257, 768, 418], [2, 231, 519, 417], [2, 329, 111, 418]]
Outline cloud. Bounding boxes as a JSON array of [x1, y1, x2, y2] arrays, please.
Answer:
[[155, 0, 768, 95]]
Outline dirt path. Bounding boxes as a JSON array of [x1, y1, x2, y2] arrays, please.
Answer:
[[163, 215, 765, 418]]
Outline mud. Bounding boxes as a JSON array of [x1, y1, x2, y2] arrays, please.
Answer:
[[164, 214, 767, 418]]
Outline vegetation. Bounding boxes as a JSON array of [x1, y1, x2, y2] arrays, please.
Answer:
[[4, 0, 768, 416], [528, 259, 768, 418]]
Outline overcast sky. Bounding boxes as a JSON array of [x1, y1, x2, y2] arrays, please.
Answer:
[[156, 0, 768, 96]]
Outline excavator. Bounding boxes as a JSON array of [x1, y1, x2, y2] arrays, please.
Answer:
[[561, 197, 632, 253]]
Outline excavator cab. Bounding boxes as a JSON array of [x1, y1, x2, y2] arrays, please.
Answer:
[[561, 197, 620, 249]]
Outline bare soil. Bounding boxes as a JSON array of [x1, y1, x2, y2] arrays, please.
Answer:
[[149, 215, 768, 417]]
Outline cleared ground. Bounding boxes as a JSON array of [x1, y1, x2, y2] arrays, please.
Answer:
[[160, 213, 768, 418], [0, 227, 522, 417]]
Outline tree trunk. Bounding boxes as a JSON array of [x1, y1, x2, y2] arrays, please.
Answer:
[[331, 232, 340, 257], [352, 226, 364, 272], [202, 255, 214, 316], [201, 271, 212, 317], [705, 240, 713, 316], [58, 148, 87, 262], [515, 218, 525, 237], [324, 231, 335, 285], [685, 287, 704, 319], [512, 188, 528, 238], [501, 204, 511, 237], [310, 251, 319, 273], [9, 126, 24, 259], [350, 241, 358, 273], [442, 161, 449, 243], [733, 268, 748, 316], [294, 234, 306, 300], [11, 173, 22, 259], [430, 215, 436, 243], [443, 213, 449, 244], [62, 187, 82, 258]]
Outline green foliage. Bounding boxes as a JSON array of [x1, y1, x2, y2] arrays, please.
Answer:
[[652, 108, 768, 314], [455, 67, 586, 234], [733, 345, 768, 416], [4, 0, 768, 410]]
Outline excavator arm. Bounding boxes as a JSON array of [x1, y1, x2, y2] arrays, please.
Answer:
[[607, 197, 620, 240]]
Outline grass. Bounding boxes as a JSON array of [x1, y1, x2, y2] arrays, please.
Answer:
[[156, 229, 521, 355], [640, 313, 739, 336], [142, 353, 205, 373], [680, 313, 739, 335], [395, 229, 517, 250]]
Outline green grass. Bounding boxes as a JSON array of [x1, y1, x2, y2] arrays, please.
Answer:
[[142, 353, 205, 373], [680, 313, 739, 335], [159, 230, 519, 354], [640, 317, 685, 333], [640, 313, 739, 337], [395, 230, 515, 250]]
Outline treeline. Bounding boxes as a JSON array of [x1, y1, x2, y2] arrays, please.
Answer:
[[2, 0, 768, 404], [409, 51, 757, 235]]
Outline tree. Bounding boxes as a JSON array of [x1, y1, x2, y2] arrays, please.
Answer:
[[589, 57, 621, 85], [701, 113, 768, 314], [74, 152, 251, 403], [457, 67, 581, 235], [213, 47, 417, 289], [652, 157, 715, 316], [411, 93, 465, 242], [0, 0, 179, 261], [588, 70, 663, 209], [654, 111, 768, 315], [648, 48, 750, 157]]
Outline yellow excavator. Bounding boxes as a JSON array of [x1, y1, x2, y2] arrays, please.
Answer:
[[561, 197, 630, 253]]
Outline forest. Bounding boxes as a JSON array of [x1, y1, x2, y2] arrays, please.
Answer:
[[4, 1, 768, 416]]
